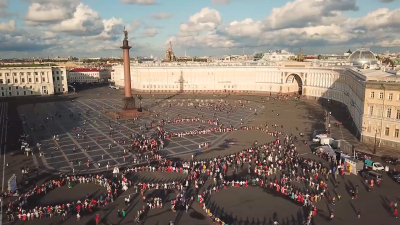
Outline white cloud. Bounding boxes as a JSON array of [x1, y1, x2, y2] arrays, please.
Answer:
[[179, 7, 222, 34], [25, 3, 75, 25], [0, 27, 59, 52], [0, 0, 7, 8], [150, 12, 173, 20], [170, 31, 234, 49], [352, 8, 400, 31], [0, 0, 15, 18], [220, 19, 264, 37], [2, 0, 400, 57], [87, 17, 125, 41], [140, 28, 158, 37], [0, 20, 15, 31], [211, 0, 230, 5], [265, 0, 358, 30], [169, 1, 400, 53], [51, 3, 103, 36], [120, 0, 156, 5], [24, 0, 79, 25]]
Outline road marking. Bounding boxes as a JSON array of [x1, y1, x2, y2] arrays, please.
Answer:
[[25, 113, 54, 170], [52, 139, 74, 170], [41, 105, 100, 170], [67, 101, 132, 163]]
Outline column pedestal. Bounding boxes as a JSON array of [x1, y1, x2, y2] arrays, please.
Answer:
[[122, 97, 135, 110]]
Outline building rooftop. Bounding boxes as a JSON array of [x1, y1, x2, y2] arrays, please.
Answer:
[[0, 64, 58, 68], [351, 68, 400, 81], [111, 61, 400, 82], [348, 48, 378, 66], [69, 68, 101, 72]]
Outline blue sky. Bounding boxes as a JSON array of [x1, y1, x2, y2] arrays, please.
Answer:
[[0, 0, 399, 58]]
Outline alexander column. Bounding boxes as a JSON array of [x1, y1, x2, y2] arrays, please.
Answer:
[[121, 28, 135, 110]]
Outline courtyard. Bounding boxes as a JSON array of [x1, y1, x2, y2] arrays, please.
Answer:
[[1, 86, 399, 225], [18, 96, 263, 173]]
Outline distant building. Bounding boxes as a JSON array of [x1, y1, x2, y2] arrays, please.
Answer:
[[164, 42, 176, 62], [110, 70, 115, 83], [222, 55, 251, 61], [53, 56, 72, 61], [260, 50, 295, 61], [347, 48, 379, 68], [67, 68, 110, 83], [0, 66, 68, 97]]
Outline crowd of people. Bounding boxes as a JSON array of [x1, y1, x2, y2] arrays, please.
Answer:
[[3, 96, 398, 224], [4, 174, 120, 222]]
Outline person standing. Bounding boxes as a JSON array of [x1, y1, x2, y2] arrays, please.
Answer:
[[357, 209, 361, 218], [122, 210, 126, 218]]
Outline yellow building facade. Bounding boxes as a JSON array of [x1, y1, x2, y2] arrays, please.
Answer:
[[362, 82, 400, 148]]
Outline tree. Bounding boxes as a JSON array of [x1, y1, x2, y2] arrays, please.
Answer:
[[254, 53, 264, 59]]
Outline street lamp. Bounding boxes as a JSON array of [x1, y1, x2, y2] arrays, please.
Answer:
[[378, 84, 385, 147], [374, 127, 380, 154], [137, 95, 143, 111]]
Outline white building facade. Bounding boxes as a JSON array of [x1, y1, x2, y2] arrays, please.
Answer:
[[113, 62, 397, 141], [67, 68, 110, 83], [0, 66, 68, 97], [261, 50, 295, 61]]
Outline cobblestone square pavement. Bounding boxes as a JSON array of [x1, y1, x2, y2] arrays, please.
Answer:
[[1, 86, 399, 225], [17, 97, 262, 173]]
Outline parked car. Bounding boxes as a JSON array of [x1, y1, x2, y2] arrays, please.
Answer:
[[381, 155, 399, 165], [389, 171, 400, 183], [361, 170, 383, 181]]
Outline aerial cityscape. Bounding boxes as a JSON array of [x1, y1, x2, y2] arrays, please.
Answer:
[[1, 0, 400, 225]]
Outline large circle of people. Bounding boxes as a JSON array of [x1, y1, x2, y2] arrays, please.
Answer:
[[5, 96, 334, 224]]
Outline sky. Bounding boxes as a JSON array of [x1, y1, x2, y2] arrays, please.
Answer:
[[0, 0, 399, 58]]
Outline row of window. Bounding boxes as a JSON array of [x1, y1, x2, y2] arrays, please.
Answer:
[[0, 84, 64, 90], [1, 91, 33, 96], [69, 73, 99, 76], [367, 126, 400, 138], [52, 76, 64, 81], [0, 77, 47, 84], [0, 76, 64, 84], [0, 72, 45, 76], [368, 106, 400, 119], [1, 86, 33, 90], [0, 88, 66, 97], [370, 91, 400, 101], [69, 77, 99, 80], [0, 71, 63, 76]]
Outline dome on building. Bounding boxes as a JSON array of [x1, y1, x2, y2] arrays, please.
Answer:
[[347, 48, 378, 66]]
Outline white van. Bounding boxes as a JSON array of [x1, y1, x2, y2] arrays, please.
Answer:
[[313, 134, 328, 142]]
